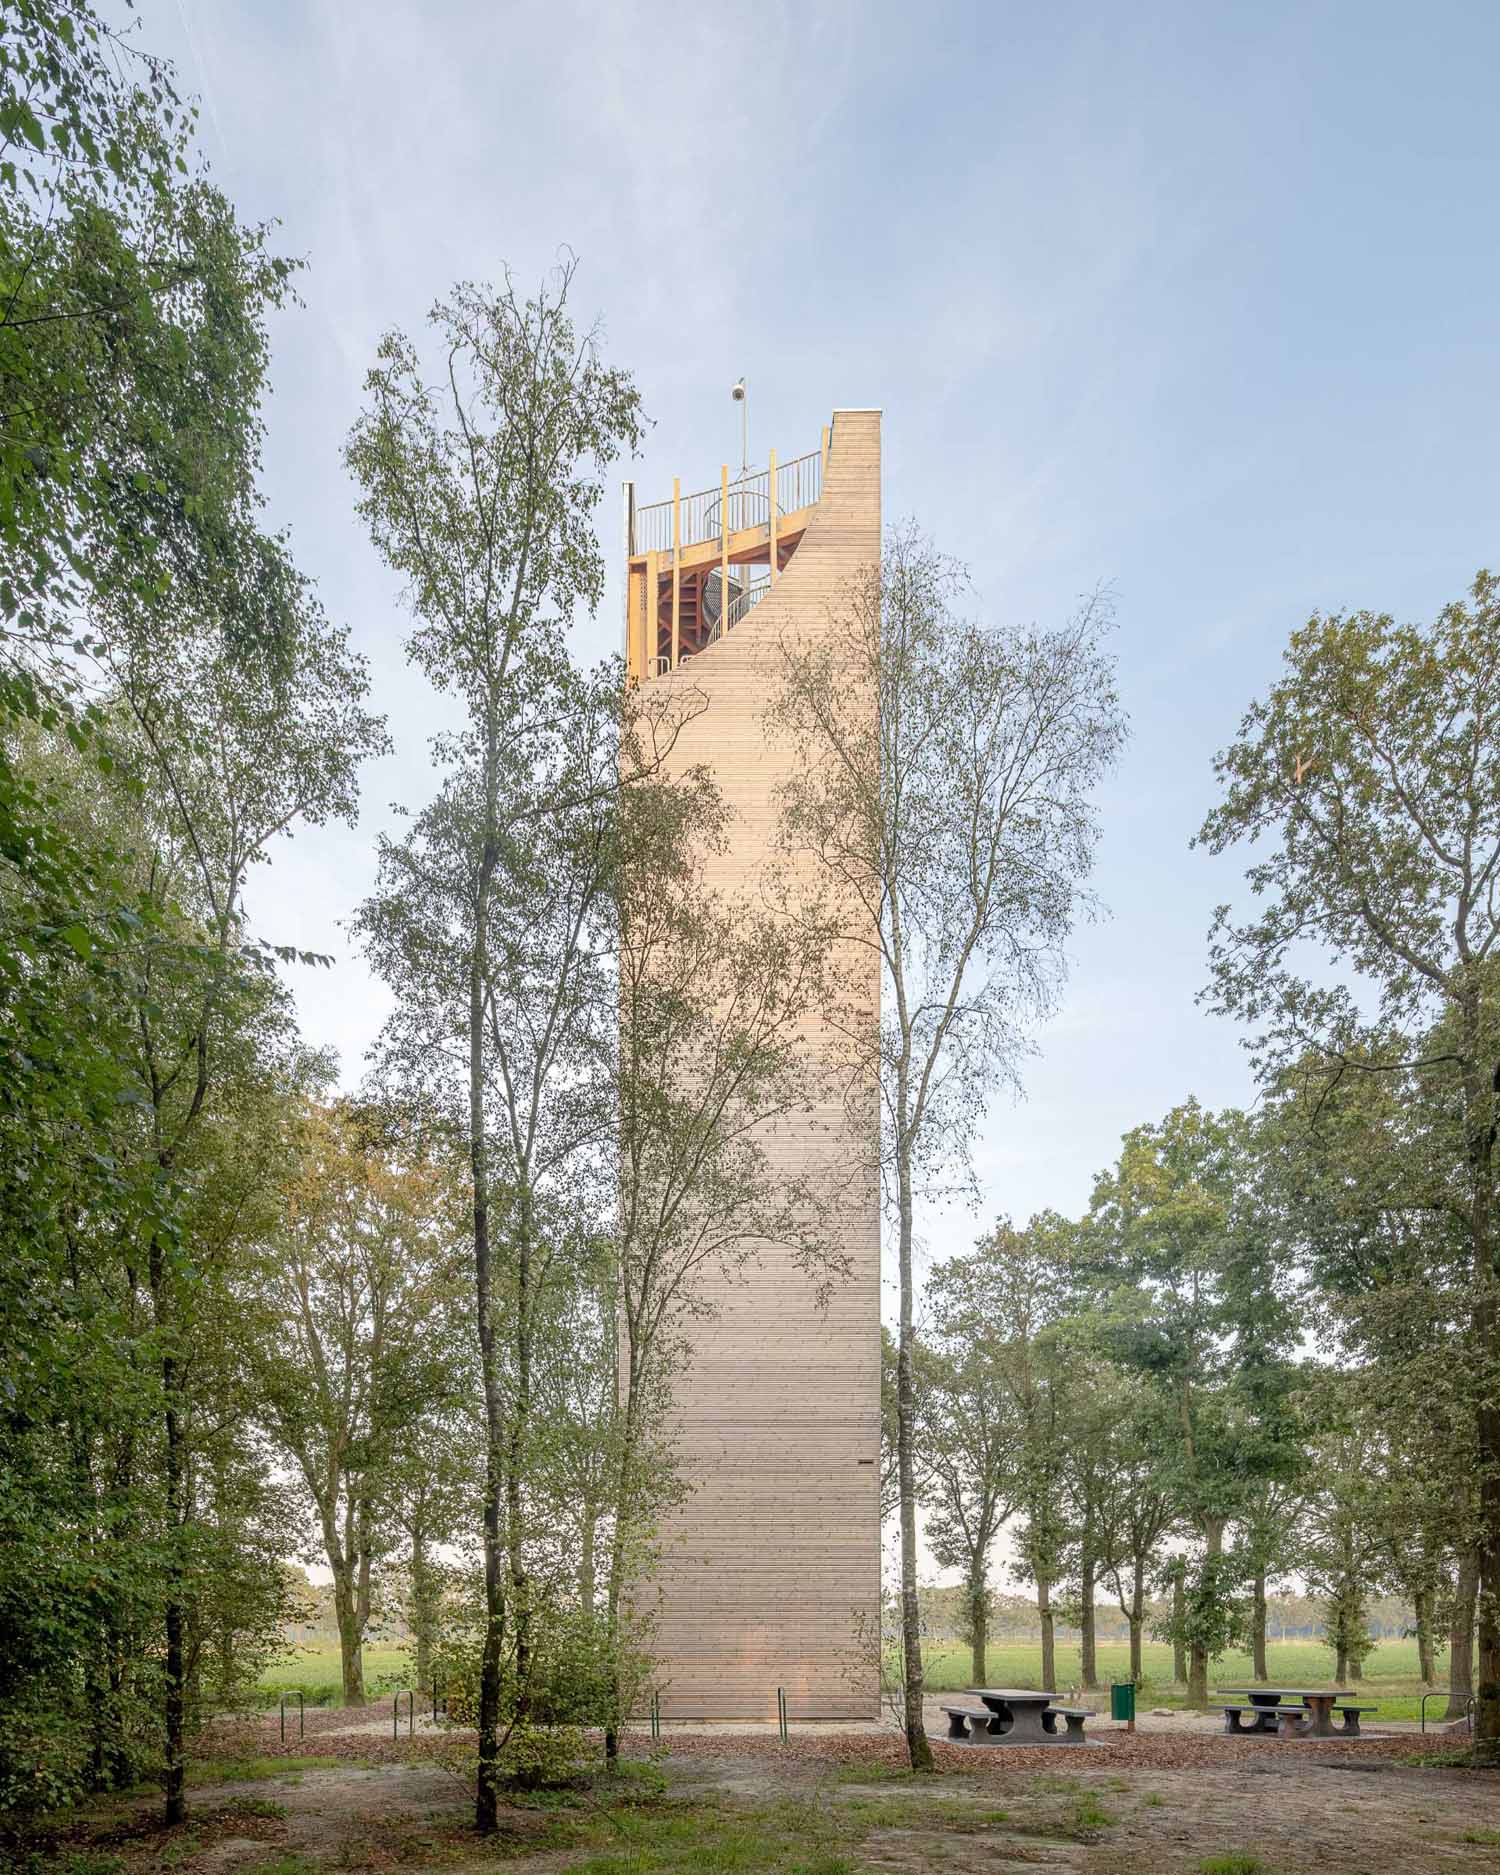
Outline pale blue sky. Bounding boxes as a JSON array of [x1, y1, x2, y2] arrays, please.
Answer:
[[150, 0, 1500, 1267]]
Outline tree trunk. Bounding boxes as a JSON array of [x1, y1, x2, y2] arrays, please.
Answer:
[[1079, 1512, 1097, 1690], [1171, 1561, 1186, 1685], [473, 818, 505, 1832], [895, 1152, 932, 1770], [603, 1365, 645, 1766], [1473, 1283, 1500, 1757], [411, 1523, 435, 1694], [149, 1238, 187, 1827], [968, 1559, 988, 1686], [1037, 1574, 1056, 1693], [1414, 1584, 1436, 1686], [579, 1498, 597, 1619], [505, 1191, 534, 1734], [1252, 1569, 1268, 1681], [331, 1561, 366, 1706], [1187, 1524, 1224, 1708], [1448, 1545, 1479, 1719], [1461, 1027, 1499, 1762]]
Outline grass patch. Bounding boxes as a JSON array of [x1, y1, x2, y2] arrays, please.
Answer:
[[484, 1780, 1052, 1874], [549, 1798, 861, 1874], [1460, 1826, 1500, 1845], [1398, 1747, 1484, 1769], [818, 1760, 915, 1787], [229, 1797, 288, 1820], [188, 1755, 339, 1785], [1199, 1856, 1273, 1875], [836, 1792, 1012, 1832], [1069, 1792, 1113, 1836]]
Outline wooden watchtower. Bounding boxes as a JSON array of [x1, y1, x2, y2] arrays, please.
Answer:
[[622, 409, 882, 1720]]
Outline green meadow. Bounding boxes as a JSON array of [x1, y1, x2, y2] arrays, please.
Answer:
[[257, 1636, 1457, 1723], [256, 1645, 416, 1707], [919, 1637, 1454, 1722]]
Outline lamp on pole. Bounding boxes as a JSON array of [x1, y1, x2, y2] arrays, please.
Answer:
[[731, 377, 748, 479]]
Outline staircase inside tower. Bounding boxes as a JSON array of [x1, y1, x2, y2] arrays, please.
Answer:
[[653, 529, 805, 672]]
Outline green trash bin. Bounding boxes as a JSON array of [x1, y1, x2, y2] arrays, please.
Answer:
[[1110, 1682, 1136, 1722]]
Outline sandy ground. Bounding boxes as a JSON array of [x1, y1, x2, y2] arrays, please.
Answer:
[[15, 1706, 1494, 1875]]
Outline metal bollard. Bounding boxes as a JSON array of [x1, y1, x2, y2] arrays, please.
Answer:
[[651, 1692, 661, 1741], [777, 1687, 788, 1744]]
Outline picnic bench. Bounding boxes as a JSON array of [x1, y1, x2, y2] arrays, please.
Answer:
[[943, 1689, 1091, 1745], [1215, 1687, 1377, 1739]]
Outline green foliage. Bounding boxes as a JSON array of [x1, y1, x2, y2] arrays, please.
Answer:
[[1196, 572, 1500, 1753], [437, 1584, 637, 1788], [0, 4, 387, 1822]]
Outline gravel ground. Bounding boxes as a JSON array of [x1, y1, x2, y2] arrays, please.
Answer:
[[16, 1705, 1477, 1875]]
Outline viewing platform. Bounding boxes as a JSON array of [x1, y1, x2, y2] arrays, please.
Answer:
[[623, 427, 830, 682]]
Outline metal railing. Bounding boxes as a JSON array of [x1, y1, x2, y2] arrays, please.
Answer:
[[720, 574, 770, 635], [1420, 1690, 1476, 1733], [701, 566, 770, 633], [776, 450, 821, 517], [632, 448, 822, 556]]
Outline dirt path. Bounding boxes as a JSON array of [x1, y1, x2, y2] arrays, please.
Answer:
[[17, 1723, 1499, 1875]]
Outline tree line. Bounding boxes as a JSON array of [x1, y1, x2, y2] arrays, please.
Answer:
[[1, 0, 905, 1828], [3, 0, 1497, 1834], [895, 1091, 1482, 1716], [877, 566, 1500, 1766]]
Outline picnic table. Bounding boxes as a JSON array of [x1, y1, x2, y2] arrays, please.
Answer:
[[954, 1688, 1087, 1745], [1215, 1686, 1369, 1738]]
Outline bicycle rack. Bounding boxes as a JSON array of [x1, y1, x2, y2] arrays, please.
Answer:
[[280, 1690, 304, 1743], [1420, 1690, 1476, 1734], [393, 1690, 414, 1740]]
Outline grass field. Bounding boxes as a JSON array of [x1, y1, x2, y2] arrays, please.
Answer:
[[920, 1637, 1460, 1721], [256, 1645, 414, 1707], [257, 1636, 1462, 1722]]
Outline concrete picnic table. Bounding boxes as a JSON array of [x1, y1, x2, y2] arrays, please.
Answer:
[[1215, 1687, 1353, 1738], [966, 1688, 1065, 1744]]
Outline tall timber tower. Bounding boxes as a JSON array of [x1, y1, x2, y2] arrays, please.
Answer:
[[623, 409, 882, 1719]]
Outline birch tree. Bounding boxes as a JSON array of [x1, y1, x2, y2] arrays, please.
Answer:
[[346, 261, 645, 1828], [768, 527, 1125, 1767]]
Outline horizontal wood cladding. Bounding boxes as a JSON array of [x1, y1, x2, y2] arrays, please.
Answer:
[[638, 410, 882, 1720]]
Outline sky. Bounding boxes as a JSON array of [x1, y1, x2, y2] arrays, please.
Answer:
[[146, 0, 1500, 1284]]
